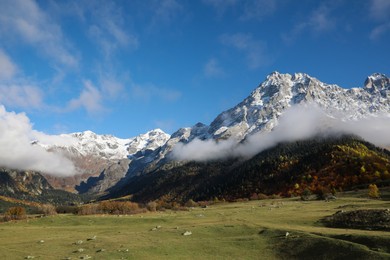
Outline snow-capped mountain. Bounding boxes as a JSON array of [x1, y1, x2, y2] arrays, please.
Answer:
[[50, 128, 170, 160], [34, 129, 170, 192], [205, 72, 390, 140], [118, 72, 390, 179], [31, 71, 390, 196]]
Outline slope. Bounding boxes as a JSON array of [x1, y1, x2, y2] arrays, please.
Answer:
[[107, 135, 390, 203]]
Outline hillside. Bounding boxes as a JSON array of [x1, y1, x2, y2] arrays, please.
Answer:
[[0, 168, 82, 206], [107, 136, 390, 203]]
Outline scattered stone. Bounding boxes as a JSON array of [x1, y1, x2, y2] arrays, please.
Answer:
[[62, 257, 72, 260], [285, 232, 290, 238], [38, 240, 45, 243], [182, 231, 192, 236], [96, 249, 105, 253], [25, 256, 35, 259], [75, 240, 83, 245], [87, 236, 96, 241], [151, 225, 162, 231], [324, 194, 337, 202], [80, 255, 91, 260], [74, 248, 84, 253]]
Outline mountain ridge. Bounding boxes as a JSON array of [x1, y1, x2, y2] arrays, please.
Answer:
[[108, 71, 390, 190], [2, 71, 389, 197]]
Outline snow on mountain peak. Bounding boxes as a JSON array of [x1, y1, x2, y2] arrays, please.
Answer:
[[38, 129, 170, 161], [364, 73, 389, 90], [126, 129, 170, 155]]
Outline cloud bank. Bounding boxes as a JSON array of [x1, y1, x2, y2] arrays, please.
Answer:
[[0, 105, 77, 176], [172, 104, 390, 161]]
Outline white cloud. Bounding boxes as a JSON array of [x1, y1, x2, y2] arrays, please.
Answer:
[[220, 33, 269, 69], [172, 104, 390, 162], [240, 0, 277, 21], [172, 138, 236, 161], [202, 0, 238, 16], [0, 0, 78, 67], [0, 49, 18, 80], [204, 58, 225, 78], [67, 80, 105, 114], [282, 3, 336, 43], [0, 105, 76, 176], [150, 0, 184, 25], [101, 78, 125, 99], [204, 0, 278, 20], [369, 0, 390, 40], [0, 84, 44, 109], [370, 22, 390, 40], [86, 1, 139, 58], [131, 84, 181, 102], [370, 0, 390, 21]]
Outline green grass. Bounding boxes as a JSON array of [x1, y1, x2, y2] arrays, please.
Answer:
[[1, 191, 390, 259]]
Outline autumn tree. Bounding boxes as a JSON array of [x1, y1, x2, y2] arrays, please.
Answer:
[[368, 184, 380, 199]]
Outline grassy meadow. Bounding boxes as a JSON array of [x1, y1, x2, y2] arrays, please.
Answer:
[[0, 190, 390, 259]]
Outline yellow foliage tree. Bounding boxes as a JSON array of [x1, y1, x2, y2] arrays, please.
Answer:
[[368, 184, 380, 199]]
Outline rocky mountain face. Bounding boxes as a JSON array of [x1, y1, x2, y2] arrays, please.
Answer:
[[0, 168, 53, 196], [37, 129, 170, 194], [107, 72, 390, 194]]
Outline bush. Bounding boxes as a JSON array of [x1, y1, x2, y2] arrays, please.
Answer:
[[146, 201, 157, 212], [37, 204, 57, 216], [77, 201, 145, 215], [98, 201, 141, 215], [78, 204, 99, 215], [368, 184, 380, 199], [257, 193, 269, 200], [249, 193, 259, 200], [3, 207, 27, 221], [56, 205, 79, 214], [185, 199, 198, 208]]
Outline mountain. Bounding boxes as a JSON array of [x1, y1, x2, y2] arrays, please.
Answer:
[[0, 168, 52, 196], [105, 72, 390, 195], [9, 71, 388, 199], [35, 129, 170, 193], [0, 168, 82, 205], [107, 135, 390, 203]]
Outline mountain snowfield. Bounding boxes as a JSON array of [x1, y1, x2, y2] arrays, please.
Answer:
[[41, 128, 170, 160], [34, 72, 390, 194]]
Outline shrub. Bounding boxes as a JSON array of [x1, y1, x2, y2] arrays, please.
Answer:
[[78, 204, 99, 215], [249, 193, 259, 200], [185, 199, 198, 208], [368, 184, 380, 199], [257, 193, 269, 200], [56, 205, 79, 214], [97, 201, 142, 215], [37, 204, 57, 216], [3, 207, 27, 221], [146, 201, 157, 212]]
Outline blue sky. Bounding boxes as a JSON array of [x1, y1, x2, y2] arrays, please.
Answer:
[[0, 0, 389, 138]]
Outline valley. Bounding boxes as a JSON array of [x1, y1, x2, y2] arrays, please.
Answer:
[[1, 72, 390, 259], [0, 189, 389, 259]]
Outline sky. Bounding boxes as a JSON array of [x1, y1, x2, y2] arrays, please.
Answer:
[[0, 0, 389, 138]]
